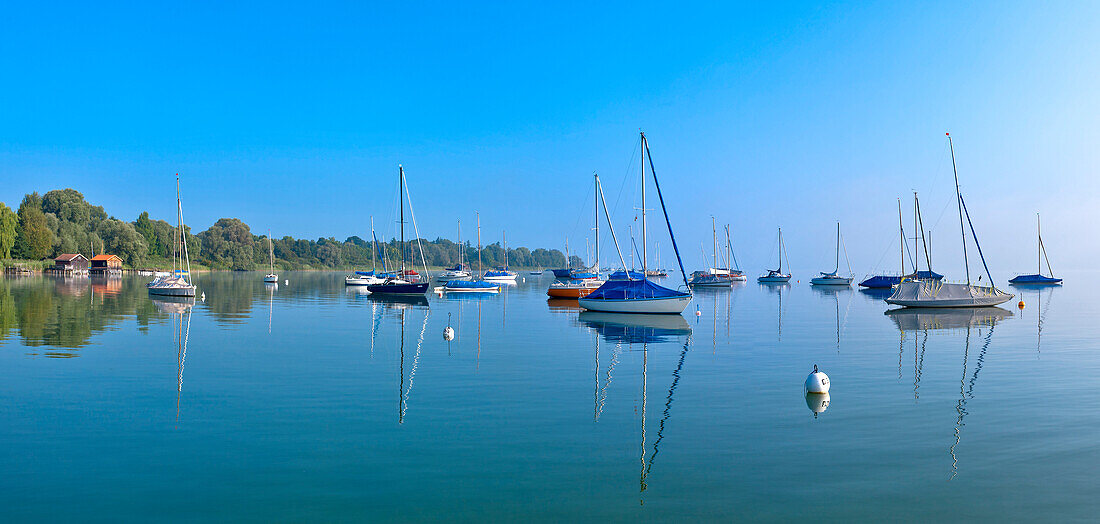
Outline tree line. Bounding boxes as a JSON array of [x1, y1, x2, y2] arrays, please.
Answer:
[[0, 188, 572, 270]]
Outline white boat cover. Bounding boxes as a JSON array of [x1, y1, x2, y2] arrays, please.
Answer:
[[885, 280, 1013, 308]]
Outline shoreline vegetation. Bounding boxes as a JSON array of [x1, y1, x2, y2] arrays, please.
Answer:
[[0, 189, 575, 273]]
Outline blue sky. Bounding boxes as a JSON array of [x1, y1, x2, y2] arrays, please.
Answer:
[[2, 1, 1098, 276]]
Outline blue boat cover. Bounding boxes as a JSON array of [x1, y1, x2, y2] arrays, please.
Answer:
[[584, 278, 689, 301], [908, 270, 944, 280], [1008, 274, 1062, 284], [859, 275, 902, 288], [355, 270, 375, 276], [484, 270, 512, 277], [608, 270, 646, 281], [551, 269, 572, 278], [570, 271, 599, 279], [445, 280, 498, 289]]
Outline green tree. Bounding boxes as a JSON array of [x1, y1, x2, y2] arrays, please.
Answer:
[[199, 218, 254, 269], [14, 193, 53, 259], [95, 219, 148, 266], [0, 203, 17, 259]]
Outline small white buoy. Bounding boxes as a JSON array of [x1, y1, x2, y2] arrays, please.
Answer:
[[522, 277, 525, 283], [806, 391, 830, 418], [284, 279, 289, 285], [444, 326, 455, 341], [695, 306, 702, 317], [805, 364, 830, 393], [200, 292, 206, 302]]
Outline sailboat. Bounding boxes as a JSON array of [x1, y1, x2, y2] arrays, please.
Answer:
[[549, 173, 607, 299], [263, 230, 279, 283], [811, 223, 854, 286], [578, 132, 692, 315], [437, 220, 472, 282], [346, 216, 384, 286], [886, 134, 1013, 307], [148, 175, 197, 297], [689, 217, 735, 288], [367, 166, 431, 295], [1009, 214, 1062, 285], [444, 212, 501, 293], [758, 228, 792, 283], [483, 231, 518, 282]]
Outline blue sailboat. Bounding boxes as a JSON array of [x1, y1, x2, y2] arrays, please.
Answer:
[[444, 212, 501, 293], [578, 132, 692, 315], [1010, 214, 1062, 285]]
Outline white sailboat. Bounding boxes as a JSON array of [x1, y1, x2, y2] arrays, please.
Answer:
[[886, 134, 1013, 308], [148, 175, 197, 297], [810, 223, 854, 286], [263, 230, 278, 283], [346, 216, 383, 286]]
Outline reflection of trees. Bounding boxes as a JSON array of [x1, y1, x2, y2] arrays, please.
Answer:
[[193, 273, 254, 324], [0, 277, 163, 352]]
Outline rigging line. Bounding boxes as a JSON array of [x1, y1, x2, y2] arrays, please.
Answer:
[[841, 230, 853, 276], [958, 194, 997, 287]]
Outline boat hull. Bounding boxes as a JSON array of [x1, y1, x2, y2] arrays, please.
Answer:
[[578, 294, 691, 314], [148, 286, 196, 297], [810, 277, 853, 286], [366, 282, 430, 295], [483, 275, 518, 282], [859, 275, 902, 288], [263, 275, 278, 283], [758, 276, 791, 283]]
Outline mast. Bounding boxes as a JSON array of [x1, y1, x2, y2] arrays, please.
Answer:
[[834, 222, 840, 273], [594, 172, 599, 275], [458, 220, 463, 267], [777, 228, 783, 272], [712, 216, 718, 270], [476, 212, 483, 277], [1037, 213, 1041, 275], [268, 230, 274, 273], [898, 199, 905, 275], [503, 230, 508, 269], [176, 174, 191, 284], [640, 131, 648, 275], [399, 165, 406, 274], [913, 192, 920, 274], [947, 133, 971, 286]]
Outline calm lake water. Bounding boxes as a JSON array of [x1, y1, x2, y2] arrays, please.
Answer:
[[1, 271, 1097, 521]]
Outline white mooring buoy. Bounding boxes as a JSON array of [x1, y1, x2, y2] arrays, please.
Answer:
[[805, 364, 830, 394], [444, 313, 455, 341], [284, 279, 289, 285], [200, 292, 206, 302]]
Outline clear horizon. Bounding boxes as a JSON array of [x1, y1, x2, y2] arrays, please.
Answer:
[[3, 2, 1098, 275]]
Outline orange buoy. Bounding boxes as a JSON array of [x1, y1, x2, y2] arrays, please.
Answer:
[[1017, 300, 1025, 309]]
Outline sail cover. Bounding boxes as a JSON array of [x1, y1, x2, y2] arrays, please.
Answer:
[[584, 278, 689, 301]]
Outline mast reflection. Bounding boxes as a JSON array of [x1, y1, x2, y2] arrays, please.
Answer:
[[152, 295, 195, 427]]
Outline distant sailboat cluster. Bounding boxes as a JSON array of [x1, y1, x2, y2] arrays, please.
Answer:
[[147, 132, 1059, 316]]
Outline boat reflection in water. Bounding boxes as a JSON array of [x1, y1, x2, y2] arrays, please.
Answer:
[[884, 306, 1011, 479], [546, 298, 584, 312], [152, 295, 195, 427], [580, 309, 692, 501], [368, 293, 430, 310], [578, 312, 691, 344]]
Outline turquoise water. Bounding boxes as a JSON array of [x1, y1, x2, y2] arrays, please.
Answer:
[[1, 271, 1096, 521]]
